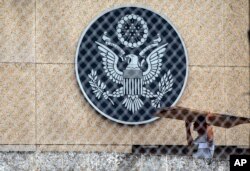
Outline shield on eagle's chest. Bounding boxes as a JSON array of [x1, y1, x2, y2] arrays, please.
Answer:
[[123, 69, 143, 95]]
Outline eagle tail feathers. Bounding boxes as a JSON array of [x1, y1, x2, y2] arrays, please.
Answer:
[[123, 95, 143, 113]]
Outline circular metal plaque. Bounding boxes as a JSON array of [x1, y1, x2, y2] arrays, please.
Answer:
[[75, 6, 188, 125]]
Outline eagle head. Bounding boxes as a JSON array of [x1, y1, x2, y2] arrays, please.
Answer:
[[125, 54, 141, 70]]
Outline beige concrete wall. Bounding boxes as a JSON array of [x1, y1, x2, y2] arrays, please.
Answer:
[[0, 0, 249, 152]]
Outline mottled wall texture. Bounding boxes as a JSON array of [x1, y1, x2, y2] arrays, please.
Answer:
[[0, 0, 249, 153]]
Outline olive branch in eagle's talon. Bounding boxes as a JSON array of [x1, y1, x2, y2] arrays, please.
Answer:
[[152, 70, 173, 108], [88, 70, 114, 105]]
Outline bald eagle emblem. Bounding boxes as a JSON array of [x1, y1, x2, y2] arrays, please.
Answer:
[[88, 14, 173, 113]]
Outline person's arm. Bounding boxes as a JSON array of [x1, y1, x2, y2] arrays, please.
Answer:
[[206, 112, 214, 145], [185, 121, 193, 145], [207, 125, 214, 144]]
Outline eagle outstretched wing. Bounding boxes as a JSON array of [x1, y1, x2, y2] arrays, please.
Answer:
[[143, 43, 168, 84], [95, 42, 123, 84]]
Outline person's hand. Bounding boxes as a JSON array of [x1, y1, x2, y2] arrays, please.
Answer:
[[206, 111, 215, 123], [185, 121, 192, 129], [207, 125, 214, 142], [185, 121, 193, 145]]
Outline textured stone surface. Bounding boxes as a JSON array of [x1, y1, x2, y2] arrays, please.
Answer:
[[0, 0, 35, 62], [35, 0, 227, 66], [36, 64, 132, 145], [178, 66, 226, 145], [141, 155, 167, 171], [36, 64, 90, 144], [62, 152, 90, 170], [36, 0, 127, 63], [117, 154, 141, 171], [224, 0, 249, 66], [132, 118, 187, 145], [86, 112, 132, 145], [87, 153, 124, 171], [224, 67, 250, 146], [162, 0, 224, 66], [34, 0, 172, 64], [0, 0, 249, 151], [224, 67, 250, 117], [0, 152, 230, 171], [111, 145, 132, 153], [178, 67, 225, 112], [0, 64, 35, 144], [166, 155, 229, 171], [36, 152, 64, 170], [37, 145, 112, 152], [0, 152, 35, 171], [0, 145, 36, 152]]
